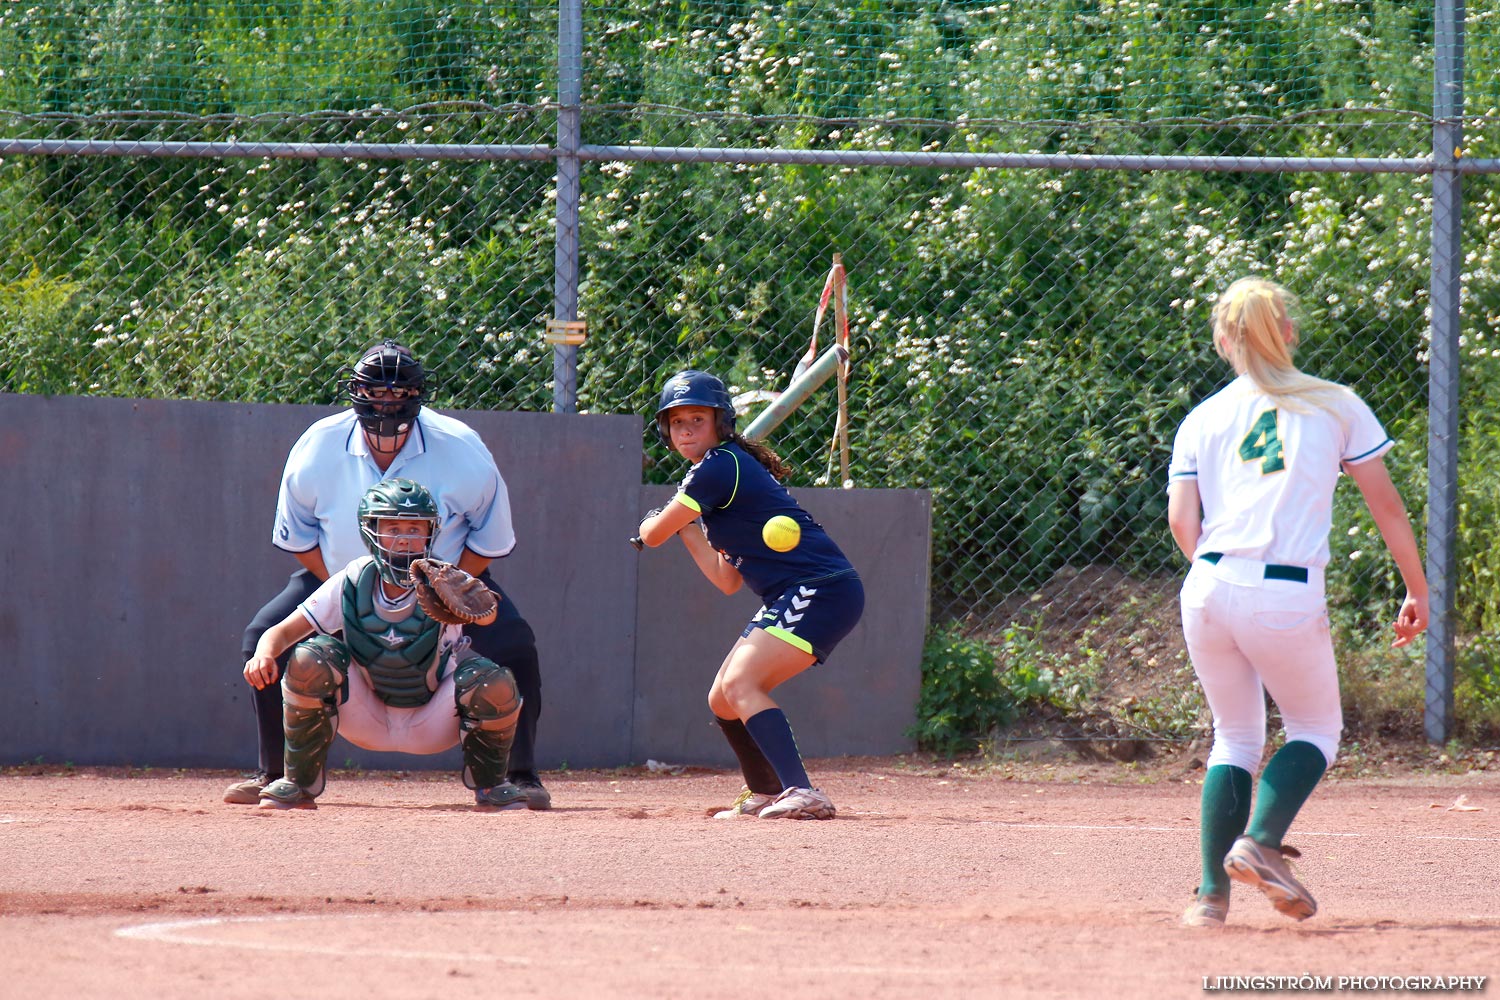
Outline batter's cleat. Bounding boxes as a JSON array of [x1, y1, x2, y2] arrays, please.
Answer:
[[257, 778, 316, 810], [758, 786, 836, 820], [1182, 893, 1229, 929], [1224, 836, 1317, 920], [475, 782, 529, 812], [511, 773, 552, 811], [712, 786, 775, 819], [223, 771, 276, 805]]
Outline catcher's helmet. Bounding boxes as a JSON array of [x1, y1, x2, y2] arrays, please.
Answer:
[[340, 340, 427, 442], [358, 478, 440, 587], [654, 369, 736, 446]]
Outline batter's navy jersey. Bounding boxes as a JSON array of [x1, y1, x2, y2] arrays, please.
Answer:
[[674, 442, 855, 602]]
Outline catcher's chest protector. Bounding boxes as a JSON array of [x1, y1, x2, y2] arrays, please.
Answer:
[[342, 561, 443, 708]]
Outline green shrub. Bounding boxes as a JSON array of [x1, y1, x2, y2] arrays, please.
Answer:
[[909, 624, 1080, 756], [1455, 635, 1500, 743]]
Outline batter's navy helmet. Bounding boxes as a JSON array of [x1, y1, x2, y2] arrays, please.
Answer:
[[654, 369, 736, 446]]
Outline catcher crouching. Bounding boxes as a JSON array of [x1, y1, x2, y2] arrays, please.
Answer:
[[241, 478, 526, 811]]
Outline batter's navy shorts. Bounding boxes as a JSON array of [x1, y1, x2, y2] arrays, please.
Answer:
[[741, 571, 865, 664]]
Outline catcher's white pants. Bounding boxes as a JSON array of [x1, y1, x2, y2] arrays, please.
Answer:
[[337, 665, 461, 755], [1179, 557, 1342, 773]]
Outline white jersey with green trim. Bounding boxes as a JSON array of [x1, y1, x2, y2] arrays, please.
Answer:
[[1167, 374, 1391, 570]]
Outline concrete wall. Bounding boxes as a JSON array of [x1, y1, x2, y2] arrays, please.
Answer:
[[0, 393, 929, 771]]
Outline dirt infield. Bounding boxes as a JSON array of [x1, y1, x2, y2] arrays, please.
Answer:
[[1, 759, 1496, 999]]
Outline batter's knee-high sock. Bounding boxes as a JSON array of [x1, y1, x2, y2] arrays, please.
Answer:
[[744, 708, 811, 791], [715, 716, 783, 796], [1246, 740, 1328, 849], [1199, 765, 1252, 897]]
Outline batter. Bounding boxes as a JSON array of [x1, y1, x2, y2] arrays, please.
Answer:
[[638, 369, 864, 821]]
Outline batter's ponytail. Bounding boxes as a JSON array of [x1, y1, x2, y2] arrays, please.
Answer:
[[727, 432, 792, 481], [1211, 277, 1349, 415]]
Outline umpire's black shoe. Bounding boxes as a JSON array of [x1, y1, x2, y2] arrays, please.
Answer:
[[511, 772, 552, 811]]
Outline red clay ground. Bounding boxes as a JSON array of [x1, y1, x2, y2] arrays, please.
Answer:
[[0, 758, 1496, 1000]]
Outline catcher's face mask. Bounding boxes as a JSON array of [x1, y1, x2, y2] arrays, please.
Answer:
[[376, 518, 432, 551], [364, 514, 438, 588], [369, 517, 436, 587], [358, 478, 441, 588]]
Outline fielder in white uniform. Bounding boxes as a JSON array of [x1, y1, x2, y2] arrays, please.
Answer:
[[1167, 277, 1427, 929]]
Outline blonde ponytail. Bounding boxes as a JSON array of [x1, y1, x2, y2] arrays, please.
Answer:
[[1211, 277, 1349, 415]]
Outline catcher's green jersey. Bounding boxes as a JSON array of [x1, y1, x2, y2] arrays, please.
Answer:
[[341, 559, 444, 707]]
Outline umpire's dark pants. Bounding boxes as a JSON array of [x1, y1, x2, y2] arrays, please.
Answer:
[[240, 568, 544, 779]]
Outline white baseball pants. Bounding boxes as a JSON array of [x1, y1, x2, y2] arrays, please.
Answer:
[[337, 665, 462, 755], [1179, 556, 1342, 773]]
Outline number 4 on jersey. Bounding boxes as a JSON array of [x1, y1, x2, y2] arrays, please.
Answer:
[[1239, 409, 1285, 474]]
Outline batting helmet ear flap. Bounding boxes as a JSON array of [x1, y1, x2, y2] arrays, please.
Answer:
[[715, 408, 736, 441]]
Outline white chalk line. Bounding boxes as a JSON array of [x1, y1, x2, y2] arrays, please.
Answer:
[[103, 819, 1496, 966], [117, 914, 524, 964], [113, 913, 998, 977]]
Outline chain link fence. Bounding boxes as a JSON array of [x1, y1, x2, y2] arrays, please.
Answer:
[[4, 1, 1499, 752]]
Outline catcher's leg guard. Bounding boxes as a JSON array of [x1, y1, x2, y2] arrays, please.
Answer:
[[280, 635, 347, 797], [453, 648, 522, 791]]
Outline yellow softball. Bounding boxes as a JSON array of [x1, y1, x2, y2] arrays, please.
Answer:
[[762, 514, 801, 552]]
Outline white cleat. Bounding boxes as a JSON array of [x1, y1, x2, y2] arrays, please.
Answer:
[[712, 786, 775, 819], [757, 786, 836, 820]]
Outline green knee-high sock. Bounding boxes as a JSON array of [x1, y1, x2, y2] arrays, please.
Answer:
[[1246, 740, 1328, 849], [1199, 765, 1252, 897]]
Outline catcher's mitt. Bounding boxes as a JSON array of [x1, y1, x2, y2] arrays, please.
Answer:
[[409, 558, 498, 626]]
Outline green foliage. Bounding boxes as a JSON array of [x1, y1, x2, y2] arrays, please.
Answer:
[[910, 629, 1018, 755], [582, 0, 1459, 123], [2, 268, 85, 394], [1455, 635, 1500, 743], [1334, 621, 1426, 739], [1457, 311, 1500, 637], [911, 615, 1215, 756], [3, 2, 1500, 744], [909, 624, 1083, 755], [0, 1, 556, 114]]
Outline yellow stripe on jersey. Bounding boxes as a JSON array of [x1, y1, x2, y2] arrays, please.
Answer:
[[725, 449, 741, 507], [676, 448, 740, 512]]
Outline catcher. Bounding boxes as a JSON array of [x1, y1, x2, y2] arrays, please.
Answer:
[[241, 477, 527, 811]]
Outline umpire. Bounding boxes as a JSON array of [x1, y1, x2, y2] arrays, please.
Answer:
[[225, 340, 550, 809]]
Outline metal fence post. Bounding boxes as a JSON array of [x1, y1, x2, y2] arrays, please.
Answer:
[[1425, 0, 1464, 744], [553, 0, 584, 413]]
